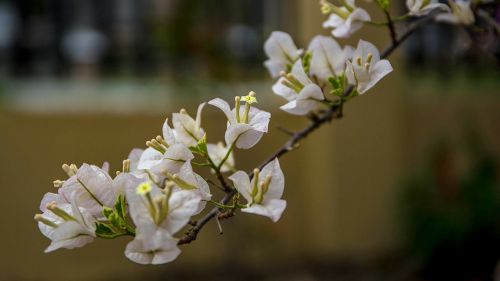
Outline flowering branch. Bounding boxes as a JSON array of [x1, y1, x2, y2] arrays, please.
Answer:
[[35, 0, 493, 265], [177, 12, 440, 246]]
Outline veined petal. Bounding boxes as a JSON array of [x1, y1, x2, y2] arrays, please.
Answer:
[[208, 98, 236, 124], [264, 31, 300, 65], [308, 35, 345, 80], [242, 199, 287, 222], [45, 235, 94, 253], [137, 147, 163, 170], [355, 39, 380, 64], [264, 59, 286, 78], [272, 77, 297, 101], [127, 148, 144, 172], [259, 158, 285, 202], [358, 59, 393, 94], [298, 84, 324, 101], [228, 171, 252, 203], [290, 59, 312, 86], [125, 229, 180, 265], [248, 108, 270, 133], [280, 100, 319, 116], [162, 119, 176, 146], [161, 190, 202, 234], [172, 112, 205, 147], [40, 192, 65, 212], [323, 13, 344, 29]]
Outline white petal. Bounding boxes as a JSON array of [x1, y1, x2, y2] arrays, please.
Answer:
[[76, 164, 115, 207], [113, 172, 145, 196], [264, 59, 286, 78], [162, 190, 202, 234], [264, 31, 300, 66], [358, 59, 393, 94], [242, 199, 287, 222], [162, 119, 176, 146], [45, 235, 94, 253], [272, 77, 297, 101], [125, 231, 181, 265], [172, 112, 205, 147], [137, 147, 163, 170], [280, 100, 318, 116], [323, 13, 344, 28], [127, 148, 144, 172], [208, 98, 236, 124], [259, 158, 285, 201], [290, 59, 312, 86], [298, 84, 324, 101], [228, 171, 252, 203], [355, 39, 381, 64], [236, 128, 265, 149], [40, 192, 65, 212], [308, 35, 345, 80], [248, 108, 271, 133]]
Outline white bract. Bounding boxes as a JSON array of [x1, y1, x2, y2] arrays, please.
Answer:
[[345, 40, 393, 94], [172, 103, 206, 147], [264, 31, 302, 78], [407, 0, 450, 16], [208, 92, 270, 149], [138, 143, 194, 176], [58, 164, 116, 218], [35, 200, 96, 253], [164, 161, 212, 215], [436, 0, 474, 25], [207, 142, 235, 173], [308, 35, 347, 82], [125, 181, 202, 264], [272, 60, 325, 115], [321, 0, 371, 38], [229, 158, 286, 222]]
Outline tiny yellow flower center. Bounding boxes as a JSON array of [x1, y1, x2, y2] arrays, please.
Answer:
[[137, 182, 152, 195]]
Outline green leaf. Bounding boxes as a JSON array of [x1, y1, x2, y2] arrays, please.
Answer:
[[114, 195, 126, 219], [196, 134, 208, 155], [95, 222, 118, 239], [102, 207, 113, 219]]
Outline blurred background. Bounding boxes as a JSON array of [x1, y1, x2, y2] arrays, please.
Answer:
[[0, 0, 499, 280]]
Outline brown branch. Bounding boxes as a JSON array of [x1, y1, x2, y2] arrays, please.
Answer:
[[178, 13, 438, 246]]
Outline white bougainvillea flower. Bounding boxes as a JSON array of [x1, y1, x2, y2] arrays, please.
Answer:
[[125, 228, 180, 265], [58, 164, 116, 217], [272, 60, 324, 115], [229, 158, 286, 222], [35, 200, 96, 253], [436, 0, 474, 25], [138, 143, 194, 175], [208, 92, 270, 149], [207, 142, 235, 173], [321, 0, 371, 38], [345, 40, 393, 94], [407, 0, 450, 16], [264, 31, 303, 78], [172, 103, 206, 147], [308, 35, 346, 82], [124, 181, 202, 264]]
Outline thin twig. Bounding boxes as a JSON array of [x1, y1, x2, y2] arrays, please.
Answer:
[[178, 13, 438, 246], [276, 125, 296, 136], [384, 10, 397, 45]]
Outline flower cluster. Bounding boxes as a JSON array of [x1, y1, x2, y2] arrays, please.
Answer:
[[35, 0, 486, 265], [35, 91, 284, 264]]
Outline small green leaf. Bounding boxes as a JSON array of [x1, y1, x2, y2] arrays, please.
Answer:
[[95, 222, 117, 238], [114, 195, 126, 219], [102, 207, 113, 219]]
